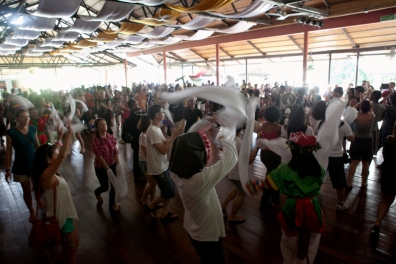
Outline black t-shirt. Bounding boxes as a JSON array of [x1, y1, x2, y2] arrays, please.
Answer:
[[182, 107, 203, 132], [169, 103, 184, 123], [127, 111, 142, 148]]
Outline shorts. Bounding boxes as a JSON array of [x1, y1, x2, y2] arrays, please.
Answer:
[[327, 157, 347, 189], [229, 179, 244, 192], [60, 218, 74, 234], [13, 174, 31, 183], [349, 138, 373, 161], [152, 170, 175, 199], [139, 161, 147, 174]]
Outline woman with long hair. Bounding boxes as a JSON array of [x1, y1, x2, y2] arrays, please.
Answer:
[[31, 121, 79, 263], [370, 123, 396, 242], [281, 105, 314, 139], [6, 108, 40, 222], [91, 118, 120, 211]]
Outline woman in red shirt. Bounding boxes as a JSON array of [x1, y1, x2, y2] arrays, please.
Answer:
[[91, 118, 120, 211]]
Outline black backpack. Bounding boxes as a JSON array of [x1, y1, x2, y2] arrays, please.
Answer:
[[121, 118, 134, 143]]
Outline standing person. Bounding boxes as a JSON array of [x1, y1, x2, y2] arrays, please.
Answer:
[[138, 116, 156, 205], [121, 94, 130, 128], [182, 97, 203, 133], [135, 86, 147, 111], [347, 100, 375, 188], [6, 108, 40, 222], [370, 91, 386, 156], [31, 122, 79, 264], [91, 118, 120, 211], [169, 132, 238, 263], [370, 123, 396, 242], [126, 99, 145, 182], [97, 90, 112, 134], [381, 93, 396, 146], [145, 104, 183, 219]]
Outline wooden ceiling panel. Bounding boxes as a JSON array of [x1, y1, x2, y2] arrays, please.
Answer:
[[348, 28, 396, 39], [346, 19, 396, 32], [254, 41, 298, 49], [260, 46, 302, 53], [310, 45, 353, 53], [354, 35, 396, 44], [250, 36, 292, 44]]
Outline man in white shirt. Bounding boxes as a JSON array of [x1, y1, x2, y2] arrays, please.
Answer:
[[146, 104, 183, 220]]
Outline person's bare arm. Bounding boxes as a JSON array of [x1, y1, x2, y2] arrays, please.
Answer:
[[5, 135, 12, 182], [35, 131, 40, 149], [152, 127, 183, 155]]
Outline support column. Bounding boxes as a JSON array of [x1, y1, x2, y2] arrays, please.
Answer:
[[355, 52, 360, 87], [302, 31, 309, 86], [163, 51, 167, 85], [216, 44, 220, 85], [245, 58, 248, 84], [327, 53, 332, 85], [124, 59, 127, 87]]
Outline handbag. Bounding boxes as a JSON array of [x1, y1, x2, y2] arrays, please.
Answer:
[[28, 180, 62, 251]]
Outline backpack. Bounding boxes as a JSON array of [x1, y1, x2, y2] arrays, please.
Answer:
[[121, 118, 134, 143]]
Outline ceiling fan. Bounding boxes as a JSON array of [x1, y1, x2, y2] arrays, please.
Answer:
[[267, 6, 307, 20]]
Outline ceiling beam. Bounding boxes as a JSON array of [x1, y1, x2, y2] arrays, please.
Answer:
[[219, 47, 234, 58], [190, 49, 207, 60], [322, 0, 330, 9], [341, 28, 358, 48], [247, 40, 266, 55], [168, 51, 187, 62], [287, 35, 303, 52], [128, 8, 396, 57]]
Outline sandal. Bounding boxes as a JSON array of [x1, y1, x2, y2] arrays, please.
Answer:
[[146, 205, 157, 218], [160, 212, 178, 221], [228, 216, 246, 225], [221, 208, 228, 219]]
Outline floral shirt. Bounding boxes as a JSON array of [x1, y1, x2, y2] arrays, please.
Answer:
[[91, 134, 118, 168]]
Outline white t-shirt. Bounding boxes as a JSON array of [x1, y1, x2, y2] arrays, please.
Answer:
[[170, 139, 237, 241], [227, 137, 242, 181], [146, 125, 168, 175], [329, 122, 352, 157], [138, 132, 147, 161]]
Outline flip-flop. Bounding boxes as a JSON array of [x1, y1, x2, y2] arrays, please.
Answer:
[[146, 205, 157, 218], [160, 212, 178, 221], [228, 217, 246, 225]]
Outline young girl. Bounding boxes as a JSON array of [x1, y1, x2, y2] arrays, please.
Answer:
[[31, 122, 79, 263], [138, 115, 156, 207]]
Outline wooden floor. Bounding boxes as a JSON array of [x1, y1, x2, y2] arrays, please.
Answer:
[[0, 126, 395, 264]]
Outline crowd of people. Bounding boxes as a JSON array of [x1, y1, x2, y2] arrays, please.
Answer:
[[0, 78, 395, 264]]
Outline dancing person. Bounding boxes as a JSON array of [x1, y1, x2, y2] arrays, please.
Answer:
[[97, 90, 112, 134], [31, 121, 79, 264], [370, 123, 396, 242], [91, 118, 120, 211], [381, 93, 396, 146], [169, 132, 237, 263], [370, 91, 385, 156], [6, 108, 40, 222], [145, 104, 183, 219], [259, 106, 282, 209], [138, 115, 156, 205], [255, 132, 325, 264], [182, 97, 203, 133], [282, 105, 314, 139], [347, 100, 375, 188]]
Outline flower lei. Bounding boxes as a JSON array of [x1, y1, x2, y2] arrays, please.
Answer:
[[197, 130, 211, 161], [286, 140, 322, 154]]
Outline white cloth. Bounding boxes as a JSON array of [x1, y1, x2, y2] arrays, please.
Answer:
[[169, 16, 214, 30], [107, 165, 128, 205], [227, 136, 242, 180], [138, 132, 147, 161], [207, 21, 256, 34], [174, 30, 214, 41], [209, 1, 273, 18], [150, 37, 182, 45], [40, 38, 65, 47], [25, 49, 43, 56], [0, 44, 20, 50], [31, 45, 54, 52], [11, 29, 41, 39], [80, 2, 135, 22], [329, 122, 352, 157], [52, 32, 80, 41], [343, 106, 358, 125], [280, 230, 321, 264], [138, 26, 175, 38], [65, 19, 101, 33], [146, 125, 168, 175], [29, 0, 81, 18], [170, 139, 237, 241], [0, 50, 15, 55], [17, 14, 56, 31], [43, 175, 78, 229], [4, 38, 28, 46]]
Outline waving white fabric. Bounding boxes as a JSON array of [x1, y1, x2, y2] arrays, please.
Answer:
[[49, 102, 63, 131], [209, 1, 273, 18], [138, 27, 175, 38], [150, 37, 182, 45], [17, 15, 56, 31], [11, 29, 40, 39], [238, 97, 259, 193], [119, 0, 168, 6], [187, 117, 213, 133], [75, 99, 88, 113], [164, 102, 174, 126], [41, 38, 65, 47], [80, 2, 135, 22], [65, 19, 101, 33], [29, 0, 82, 18], [344, 106, 358, 124], [169, 16, 215, 30], [0, 44, 20, 50], [174, 30, 214, 41], [4, 38, 28, 46], [67, 95, 76, 121], [107, 165, 128, 205], [163, 85, 246, 116], [31, 45, 54, 52], [25, 49, 43, 56], [208, 21, 256, 34], [52, 32, 80, 41], [314, 98, 345, 170], [257, 137, 291, 163], [9, 95, 34, 110], [0, 50, 15, 55]]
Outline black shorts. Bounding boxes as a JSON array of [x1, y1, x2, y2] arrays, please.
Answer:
[[152, 170, 175, 199], [327, 157, 347, 189], [349, 138, 373, 161]]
